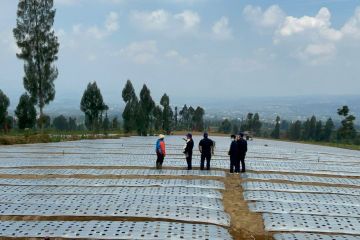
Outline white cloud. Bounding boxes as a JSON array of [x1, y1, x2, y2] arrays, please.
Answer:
[[296, 43, 336, 65], [342, 7, 360, 39], [243, 5, 285, 28], [277, 7, 342, 41], [174, 10, 200, 30], [130, 9, 200, 33], [130, 10, 170, 31], [119, 40, 158, 64], [105, 12, 119, 32], [165, 50, 188, 64], [72, 12, 119, 40], [212, 17, 232, 40], [243, 5, 358, 65]]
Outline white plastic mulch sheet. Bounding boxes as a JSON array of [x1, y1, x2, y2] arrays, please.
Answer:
[[0, 194, 224, 210], [244, 191, 360, 206], [274, 233, 360, 240], [242, 181, 360, 196], [0, 203, 230, 226], [0, 178, 225, 189], [0, 221, 233, 239], [249, 201, 360, 217], [0, 186, 222, 198], [242, 173, 360, 187], [0, 168, 226, 177], [263, 213, 360, 235]]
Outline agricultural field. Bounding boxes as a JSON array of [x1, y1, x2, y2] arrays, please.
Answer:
[[0, 136, 359, 239]]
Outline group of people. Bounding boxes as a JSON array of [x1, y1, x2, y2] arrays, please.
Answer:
[[155, 132, 247, 173]]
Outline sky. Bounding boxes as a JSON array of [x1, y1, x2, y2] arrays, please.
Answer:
[[1, 0, 360, 109]]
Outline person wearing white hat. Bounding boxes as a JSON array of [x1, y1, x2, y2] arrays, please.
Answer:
[[155, 134, 166, 169]]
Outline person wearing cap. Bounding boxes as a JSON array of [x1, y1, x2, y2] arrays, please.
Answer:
[[155, 134, 166, 169], [228, 134, 238, 173], [237, 132, 248, 173], [183, 133, 194, 170], [199, 132, 214, 170]]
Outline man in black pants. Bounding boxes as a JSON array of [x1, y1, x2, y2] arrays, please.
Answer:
[[183, 133, 194, 170], [237, 132, 248, 173], [228, 134, 238, 173], [199, 132, 214, 170]]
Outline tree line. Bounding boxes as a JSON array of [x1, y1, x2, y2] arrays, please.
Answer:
[[217, 105, 359, 145], [121, 80, 205, 135]]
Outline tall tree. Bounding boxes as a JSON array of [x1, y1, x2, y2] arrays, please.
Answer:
[[160, 94, 173, 134], [68, 117, 77, 131], [80, 82, 108, 131], [53, 115, 68, 131], [179, 105, 189, 129], [271, 116, 281, 139], [174, 106, 178, 130], [309, 115, 317, 140], [219, 119, 231, 134], [337, 106, 357, 140], [102, 113, 110, 132], [138, 84, 155, 135], [252, 113, 262, 136], [322, 118, 334, 142], [302, 118, 311, 140], [153, 106, 163, 132], [0, 90, 10, 132], [315, 120, 323, 141], [112, 117, 119, 130], [13, 0, 59, 130], [122, 80, 138, 133], [193, 107, 205, 131], [288, 120, 302, 140], [244, 113, 254, 132], [15, 93, 37, 130]]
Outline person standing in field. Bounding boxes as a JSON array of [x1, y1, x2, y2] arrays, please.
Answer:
[[237, 132, 248, 173], [155, 134, 166, 169], [183, 133, 194, 170], [228, 134, 238, 173], [199, 132, 214, 170]]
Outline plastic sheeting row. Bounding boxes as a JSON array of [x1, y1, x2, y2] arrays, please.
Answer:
[[0, 186, 222, 198], [0, 168, 226, 177], [0, 221, 233, 239], [0, 178, 225, 189], [0, 203, 230, 226], [0, 194, 224, 210]]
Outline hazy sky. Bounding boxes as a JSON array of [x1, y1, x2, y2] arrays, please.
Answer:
[[1, 0, 360, 108]]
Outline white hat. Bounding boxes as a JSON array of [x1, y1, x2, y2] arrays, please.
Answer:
[[159, 134, 165, 139]]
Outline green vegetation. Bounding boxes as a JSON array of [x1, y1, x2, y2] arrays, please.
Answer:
[[120, 80, 205, 136], [15, 93, 36, 130], [0, 90, 10, 133], [217, 105, 360, 150], [13, 0, 59, 130], [80, 82, 108, 131]]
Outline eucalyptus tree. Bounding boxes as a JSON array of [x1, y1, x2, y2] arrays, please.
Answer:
[[13, 0, 60, 130]]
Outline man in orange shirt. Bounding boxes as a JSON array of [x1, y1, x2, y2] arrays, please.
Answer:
[[155, 134, 166, 169]]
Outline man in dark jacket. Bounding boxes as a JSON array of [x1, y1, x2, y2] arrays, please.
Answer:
[[228, 134, 238, 173], [183, 133, 194, 170], [237, 132, 248, 173], [199, 132, 214, 170]]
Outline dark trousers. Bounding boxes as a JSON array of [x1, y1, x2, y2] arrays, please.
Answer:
[[239, 154, 246, 172], [200, 154, 211, 170], [230, 157, 236, 173], [186, 154, 192, 170], [156, 153, 164, 169]]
